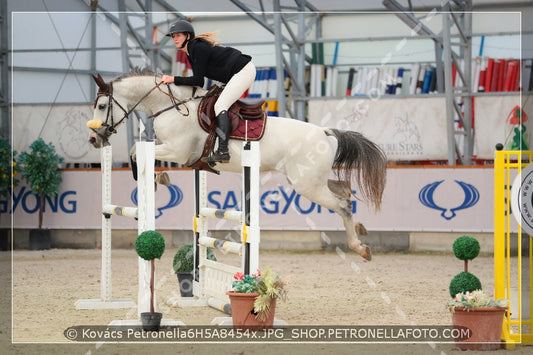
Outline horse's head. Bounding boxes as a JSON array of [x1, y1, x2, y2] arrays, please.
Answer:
[[88, 68, 202, 148], [87, 73, 125, 148]]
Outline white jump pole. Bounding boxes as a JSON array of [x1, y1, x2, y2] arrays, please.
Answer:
[[135, 141, 155, 318]]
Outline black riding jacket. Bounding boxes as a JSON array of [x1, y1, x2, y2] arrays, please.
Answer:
[[173, 37, 252, 87]]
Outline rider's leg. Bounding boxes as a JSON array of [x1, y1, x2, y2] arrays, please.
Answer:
[[212, 62, 256, 163], [211, 109, 231, 163]]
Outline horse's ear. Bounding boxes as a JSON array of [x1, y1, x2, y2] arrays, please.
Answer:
[[92, 73, 110, 94], [92, 73, 104, 86]]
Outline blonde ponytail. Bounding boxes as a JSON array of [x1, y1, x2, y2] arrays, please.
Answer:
[[194, 31, 219, 46]]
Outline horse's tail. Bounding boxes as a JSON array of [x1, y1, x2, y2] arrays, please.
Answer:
[[327, 128, 387, 211]]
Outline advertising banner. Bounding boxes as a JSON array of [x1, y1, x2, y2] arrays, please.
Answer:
[[308, 95, 531, 162], [308, 97, 448, 161], [1, 167, 503, 233], [12, 105, 130, 164]]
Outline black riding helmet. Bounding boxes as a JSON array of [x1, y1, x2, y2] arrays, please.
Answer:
[[166, 20, 195, 48], [166, 20, 195, 37]]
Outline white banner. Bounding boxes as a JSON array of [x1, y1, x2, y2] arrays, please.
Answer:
[[308, 97, 448, 160], [12, 105, 130, 163], [1, 167, 504, 233]]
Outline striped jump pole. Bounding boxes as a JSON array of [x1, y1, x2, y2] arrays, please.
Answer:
[[241, 140, 260, 275], [176, 141, 260, 315]]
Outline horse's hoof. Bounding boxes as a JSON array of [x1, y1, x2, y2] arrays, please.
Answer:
[[361, 245, 372, 261], [155, 172, 170, 186], [355, 222, 368, 236]]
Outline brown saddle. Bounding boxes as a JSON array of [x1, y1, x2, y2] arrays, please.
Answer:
[[188, 85, 268, 173]]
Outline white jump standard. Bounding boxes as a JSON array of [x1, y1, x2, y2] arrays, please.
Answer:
[[75, 144, 138, 310], [75, 142, 182, 326]]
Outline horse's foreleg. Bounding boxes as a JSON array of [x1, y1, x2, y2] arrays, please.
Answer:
[[129, 145, 138, 181], [129, 142, 171, 187], [155, 172, 170, 186]]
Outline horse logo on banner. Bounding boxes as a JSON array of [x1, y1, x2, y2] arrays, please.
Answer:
[[419, 180, 479, 220]]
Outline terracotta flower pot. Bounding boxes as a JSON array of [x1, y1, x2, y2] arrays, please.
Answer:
[[450, 306, 507, 350], [227, 291, 276, 330]]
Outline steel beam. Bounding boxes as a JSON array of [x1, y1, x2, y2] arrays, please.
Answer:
[[0, 0, 8, 139], [441, 1, 473, 165], [231, 0, 319, 120]]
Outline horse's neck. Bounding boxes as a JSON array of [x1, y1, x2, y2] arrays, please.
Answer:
[[113, 76, 198, 111]]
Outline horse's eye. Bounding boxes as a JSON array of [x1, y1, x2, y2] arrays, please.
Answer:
[[98, 104, 106, 110]]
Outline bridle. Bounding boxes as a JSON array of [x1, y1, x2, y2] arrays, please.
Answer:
[[91, 73, 203, 142]]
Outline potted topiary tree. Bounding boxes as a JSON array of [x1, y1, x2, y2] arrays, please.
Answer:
[[447, 235, 508, 350], [173, 243, 216, 297], [18, 138, 64, 250], [0, 139, 20, 250], [449, 235, 482, 297], [135, 230, 165, 331]]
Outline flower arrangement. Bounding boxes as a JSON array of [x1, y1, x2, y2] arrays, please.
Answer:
[[231, 268, 287, 321], [447, 290, 507, 313]]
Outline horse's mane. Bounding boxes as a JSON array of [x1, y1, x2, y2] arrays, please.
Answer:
[[111, 66, 207, 97], [114, 67, 159, 82]]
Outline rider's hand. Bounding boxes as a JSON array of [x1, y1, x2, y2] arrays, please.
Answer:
[[161, 75, 175, 84]]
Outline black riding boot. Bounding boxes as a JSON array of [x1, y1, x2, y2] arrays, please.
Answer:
[[211, 110, 231, 163]]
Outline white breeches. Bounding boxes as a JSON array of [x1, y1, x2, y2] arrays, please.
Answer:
[[214, 61, 256, 116]]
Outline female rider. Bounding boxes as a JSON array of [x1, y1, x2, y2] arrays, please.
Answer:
[[161, 20, 256, 163]]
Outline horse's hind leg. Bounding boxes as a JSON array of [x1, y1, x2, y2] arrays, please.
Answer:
[[337, 199, 371, 261], [327, 180, 371, 259], [327, 179, 351, 199], [293, 180, 372, 261]]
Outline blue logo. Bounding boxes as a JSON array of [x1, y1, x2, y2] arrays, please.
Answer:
[[419, 180, 479, 220], [207, 186, 357, 215], [2, 187, 77, 214], [131, 184, 183, 218]]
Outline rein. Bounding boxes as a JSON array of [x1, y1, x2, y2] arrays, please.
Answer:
[[95, 76, 203, 135], [150, 84, 201, 119]]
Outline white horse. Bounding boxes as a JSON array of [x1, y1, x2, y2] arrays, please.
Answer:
[[87, 68, 387, 261]]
